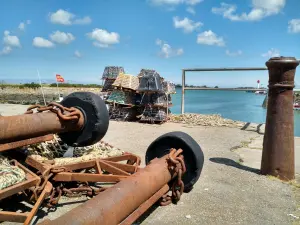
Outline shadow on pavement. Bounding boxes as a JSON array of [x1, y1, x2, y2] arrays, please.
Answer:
[[209, 157, 260, 174]]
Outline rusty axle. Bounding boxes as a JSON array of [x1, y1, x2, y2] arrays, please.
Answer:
[[0, 111, 84, 144], [38, 151, 182, 225]]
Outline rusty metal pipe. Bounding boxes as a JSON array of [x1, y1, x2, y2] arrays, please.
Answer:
[[38, 155, 173, 225], [0, 111, 84, 144], [261, 56, 299, 180]]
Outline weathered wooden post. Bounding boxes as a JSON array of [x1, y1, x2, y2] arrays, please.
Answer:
[[261, 56, 299, 180]]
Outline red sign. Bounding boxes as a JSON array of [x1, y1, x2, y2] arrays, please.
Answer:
[[56, 74, 65, 83], [257, 80, 260, 84]]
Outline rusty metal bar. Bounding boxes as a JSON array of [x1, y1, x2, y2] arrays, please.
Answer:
[[0, 182, 52, 224], [180, 66, 269, 114], [52, 172, 128, 183], [261, 56, 299, 181], [184, 88, 267, 91], [38, 154, 174, 225], [0, 111, 84, 144], [181, 70, 185, 114], [0, 160, 41, 201], [0, 134, 54, 152], [183, 67, 268, 72], [119, 184, 170, 225]]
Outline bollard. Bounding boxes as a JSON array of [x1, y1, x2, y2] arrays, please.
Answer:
[[261, 56, 299, 180]]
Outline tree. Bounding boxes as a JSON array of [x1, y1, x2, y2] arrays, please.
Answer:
[[214, 86, 219, 88]]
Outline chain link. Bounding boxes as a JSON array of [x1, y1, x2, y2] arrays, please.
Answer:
[[25, 102, 81, 121], [160, 148, 186, 206]]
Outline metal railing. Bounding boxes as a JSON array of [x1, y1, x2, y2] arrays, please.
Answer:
[[181, 67, 268, 114]]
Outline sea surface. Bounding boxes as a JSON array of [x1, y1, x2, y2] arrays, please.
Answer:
[[171, 89, 300, 137]]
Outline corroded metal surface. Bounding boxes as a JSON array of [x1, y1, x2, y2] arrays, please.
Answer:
[[0, 134, 54, 152], [38, 149, 186, 225], [261, 56, 299, 180], [0, 107, 84, 145]]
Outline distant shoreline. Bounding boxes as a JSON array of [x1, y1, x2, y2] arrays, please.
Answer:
[[0, 86, 101, 105]]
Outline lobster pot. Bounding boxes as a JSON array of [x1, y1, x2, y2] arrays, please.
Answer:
[[109, 105, 137, 121], [140, 93, 168, 107], [163, 81, 176, 94], [102, 79, 115, 92], [102, 66, 125, 80], [138, 69, 156, 79], [106, 90, 136, 105], [140, 107, 167, 122], [137, 71, 163, 92], [112, 73, 139, 91]]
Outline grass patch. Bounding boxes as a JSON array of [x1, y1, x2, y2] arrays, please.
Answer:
[[230, 140, 251, 151]]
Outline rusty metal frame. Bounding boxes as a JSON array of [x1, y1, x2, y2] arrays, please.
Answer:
[[0, 182, 52, 225], [37, 148, 187, 225], [181, 67, 268, 114], [0, 160, 41, 201], [0, 152, 141, 224], [0, 135, 54, 153], [24, 152, 141, 204], [0, 160, 52, 225]]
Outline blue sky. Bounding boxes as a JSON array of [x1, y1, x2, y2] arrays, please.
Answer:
[[0, 0, 299, 87]]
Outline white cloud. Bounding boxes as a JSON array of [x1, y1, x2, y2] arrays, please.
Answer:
[[149, 0, 203, 7], [50, 31, 75, 44], [74, 50, 81, 58], [156, 39, 183, 58], [3, 31, 21, 47], [288, 19, 300, 33], [226, 49, 242, 56], [150, 0, 183, 5], [156, 38, 163, 45], [261, 48, 280, 58], [86, 28, 120, 48], [18, 20, 31, 31], [186, 7, 196, 14], [74, 16, 92, 25], [0, 46, 12, 55], [49, 9, 91, 25], [186, 0, 203, 5], [212, 0, 286, 21], [32, 37, 55, 48], [197, 30, 225, 46], [173, 16, 202, 33], [18, 23, 25, 31]]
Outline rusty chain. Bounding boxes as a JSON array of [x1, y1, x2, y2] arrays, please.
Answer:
[[25, 102, 81, 121], [160, 148, 186, 206]]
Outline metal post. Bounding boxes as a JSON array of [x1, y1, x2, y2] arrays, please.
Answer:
[[261, 56, 299, 181], [38, 154, 175, 225], [181, 70, 185, 114]]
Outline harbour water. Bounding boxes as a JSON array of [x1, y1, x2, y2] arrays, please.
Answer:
[[171, 89, 300, 137]]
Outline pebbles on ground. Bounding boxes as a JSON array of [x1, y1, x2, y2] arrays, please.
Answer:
[[169, 113, 246, 128]]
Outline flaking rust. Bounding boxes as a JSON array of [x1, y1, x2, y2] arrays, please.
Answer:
[[261, 57, 299, 181], [0, 81, 204, 225]]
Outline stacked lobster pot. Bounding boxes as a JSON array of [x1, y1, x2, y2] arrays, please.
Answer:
[[137, 69, 173, 123], [101, 66, 125, 94], [106, 73, 141, 121]]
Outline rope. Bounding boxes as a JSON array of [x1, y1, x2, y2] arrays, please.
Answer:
[[27, 135, 124, 166], [0, 156, 26, 190]]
